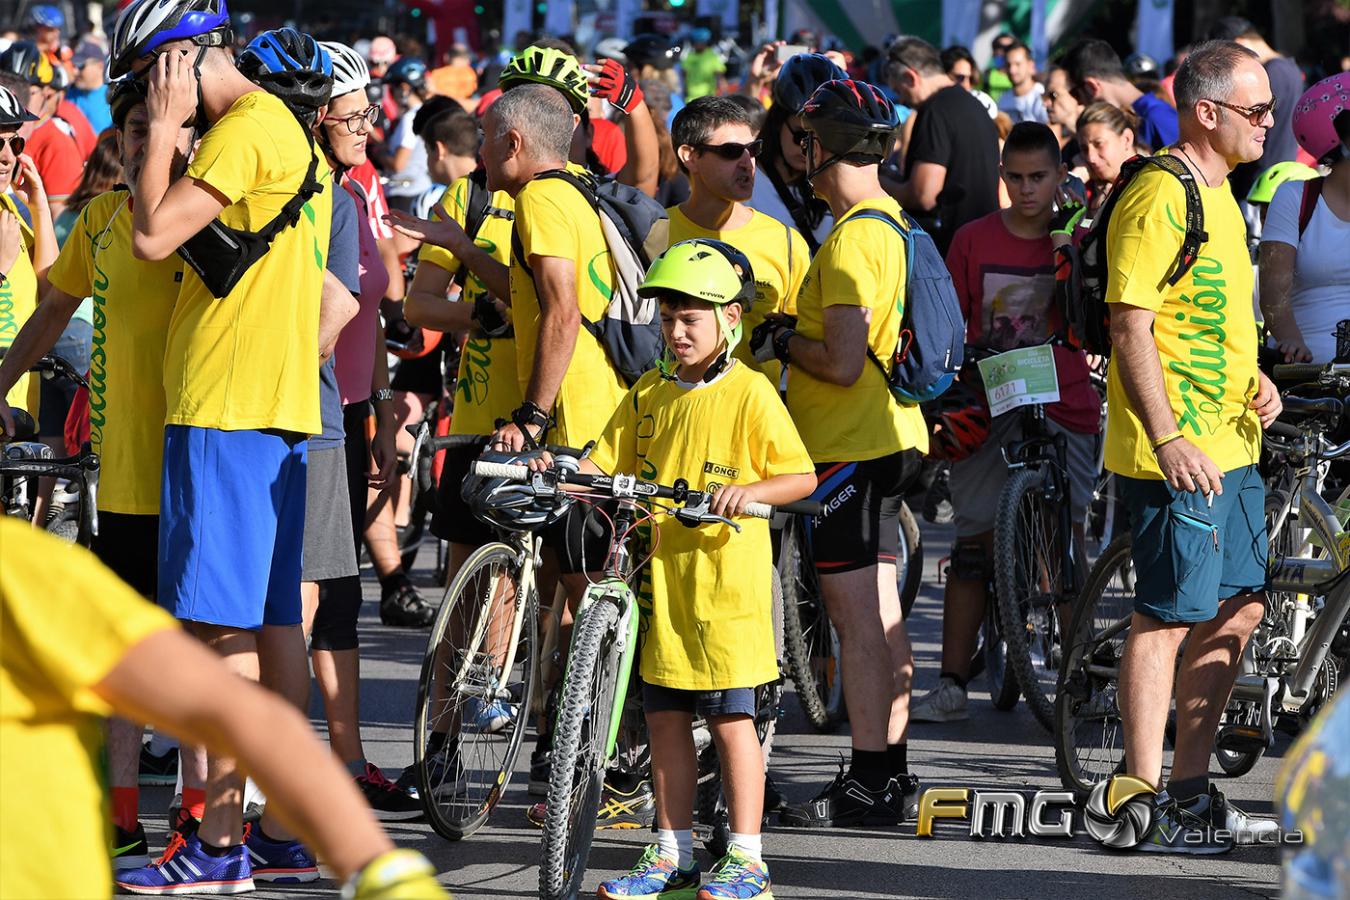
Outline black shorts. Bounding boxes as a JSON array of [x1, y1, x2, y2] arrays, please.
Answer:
[[807, 448, 922, 574], [543, 500, 615, 575], [430, 442, 497, 547], [342, 402, 370, 556], [93, 511, 161, 603], [389, 347, 444, 396]]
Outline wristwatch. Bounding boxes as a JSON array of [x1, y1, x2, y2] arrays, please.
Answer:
[[372, 388, 394, 403]]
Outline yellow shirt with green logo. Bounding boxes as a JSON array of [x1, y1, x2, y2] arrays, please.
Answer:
[[588, 361, 814, 690], [786, 197, 929, 462], [1104, 162, 1261, 479], [164, 90, 330, 435], [667, 204, 809, 380], [0, 518, 177, 900], [510, 173, 627, 448], [418, 175, 521, 437], [0, 192, 39, 416]]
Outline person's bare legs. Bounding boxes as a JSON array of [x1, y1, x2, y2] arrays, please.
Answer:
[[1117, 615, 1189, 789], [877, 561, 912, 746], [189, 624, 259, 849], [647, 710, 697, 831], [818, 565, 893, 752], [391, 391, 428, 529], [301, 582, 365, 765], [710, 715, 765, 835], [938, 535, 992, 680], [255, 622, 310, 843]]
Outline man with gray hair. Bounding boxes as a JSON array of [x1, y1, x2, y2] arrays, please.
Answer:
[[1105, 40, 1282, 854]]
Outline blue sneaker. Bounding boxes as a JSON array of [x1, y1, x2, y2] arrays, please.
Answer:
[[466, 697, 515, 733], [243, 826, 319, 882], [597, 844, 699, 899], [115, 831, 254, 895], [697, 848, 772, 899]]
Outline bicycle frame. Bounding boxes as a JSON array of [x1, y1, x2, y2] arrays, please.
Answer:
[[447, 531, 543, 705]]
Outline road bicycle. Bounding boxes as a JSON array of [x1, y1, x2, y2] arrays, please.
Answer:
[[1053, 365, 1350, 795]]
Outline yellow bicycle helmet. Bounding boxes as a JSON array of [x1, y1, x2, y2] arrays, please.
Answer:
[[640, 239, 755, 379], [1247, 160, 1319, 205], [498, 46, 589, 114]]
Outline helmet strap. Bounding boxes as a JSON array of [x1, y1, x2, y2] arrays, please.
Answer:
[[658, 304, 741, 384]]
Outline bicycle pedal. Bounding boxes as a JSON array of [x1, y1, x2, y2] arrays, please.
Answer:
[[1216, 724, 1269, 754]]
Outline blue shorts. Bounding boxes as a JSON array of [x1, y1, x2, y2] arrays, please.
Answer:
[[642, 681, 757, 719], [159, 425, 308, 630], [1121, 464, 1267, 623]]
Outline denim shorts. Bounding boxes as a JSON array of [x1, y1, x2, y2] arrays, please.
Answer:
[[642, 681, 757, 718], [1120, 464, 1267, 623]]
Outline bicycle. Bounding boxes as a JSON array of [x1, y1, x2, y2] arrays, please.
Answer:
[[1053, 364, 1350, 795], [459, 455, 817, 899]]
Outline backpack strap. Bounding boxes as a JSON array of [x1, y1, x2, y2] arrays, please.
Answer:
[[453, 168, 514, 290], [1126, 154, 1208, 286], [838, 208, 914, 384], [254, 115, 325, 245], [1298, 177, 1324, 239]]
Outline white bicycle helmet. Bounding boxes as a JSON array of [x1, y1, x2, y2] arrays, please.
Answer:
[[0, 85, 37, 126], [108, 0, 232, 80], [462, 451, 573, 532], [321, 40, 369, 99]]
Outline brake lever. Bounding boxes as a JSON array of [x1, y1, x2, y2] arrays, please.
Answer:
[[673, 493, 742, 533]]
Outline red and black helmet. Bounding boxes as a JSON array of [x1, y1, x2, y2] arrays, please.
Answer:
[[923, 382, 991, 463], [800, 78, 900, 161]]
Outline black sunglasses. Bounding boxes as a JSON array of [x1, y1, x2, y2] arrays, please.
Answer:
[[694, 139, 762, 160], [0, 135, 25, 156], [1207, 97, 1277, 127]]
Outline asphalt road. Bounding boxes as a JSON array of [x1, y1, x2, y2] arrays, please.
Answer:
[[136, 527, 1288, 899]]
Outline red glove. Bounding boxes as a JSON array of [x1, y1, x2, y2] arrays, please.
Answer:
[[592, 58, 644, 115]]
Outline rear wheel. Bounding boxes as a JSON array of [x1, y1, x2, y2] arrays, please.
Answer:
[[898, 501, 923, 620], [780, 516, 846, 731]]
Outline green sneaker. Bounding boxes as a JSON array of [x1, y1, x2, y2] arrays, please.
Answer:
[[697, 848, 772, 899], [597, 844, 700, 899]]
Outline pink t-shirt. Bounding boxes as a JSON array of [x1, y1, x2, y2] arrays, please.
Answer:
[[334, 177, 391, 405]]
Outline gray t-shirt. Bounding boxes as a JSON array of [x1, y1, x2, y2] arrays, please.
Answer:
[[314, 188, 362, 450]]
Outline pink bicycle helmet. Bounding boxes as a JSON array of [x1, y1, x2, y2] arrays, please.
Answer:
[[1292, 74, 1350, 164]]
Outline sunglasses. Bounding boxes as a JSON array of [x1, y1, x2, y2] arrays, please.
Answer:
[[329, 104, 379, 135], [1207, 97, 1277, 127], [695, 139, 762, 160], [952, 72, 971, 85], [1044, 90, 1060, 103], [0, 135, 24, 156]]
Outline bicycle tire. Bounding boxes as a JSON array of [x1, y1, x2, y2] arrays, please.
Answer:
[[413, 542, 536, 840], [779, 516, 846, 731], [539, 595, 623, 900], [899, 501, 923, 620], [984, 596, 1020, 710], [995, 466, 1068, 732], [1054, 533, 1135, 797]]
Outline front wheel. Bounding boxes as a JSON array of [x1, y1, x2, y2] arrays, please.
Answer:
[[539, 595, 624, 900]]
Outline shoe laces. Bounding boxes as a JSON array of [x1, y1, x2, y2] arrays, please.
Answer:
[[153, 832, 188, 867], [710, 852, 757, 883], [359, 762, 402, 793]]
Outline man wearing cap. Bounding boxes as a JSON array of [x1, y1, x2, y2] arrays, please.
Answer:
[[66, 39, 111, 134]]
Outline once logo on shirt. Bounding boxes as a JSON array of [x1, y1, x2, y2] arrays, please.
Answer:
[[703, 461, 740, 480], [1170, 253, 1230, 437]]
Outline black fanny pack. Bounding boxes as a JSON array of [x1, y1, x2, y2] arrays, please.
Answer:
[[177, 113, 325, 299]]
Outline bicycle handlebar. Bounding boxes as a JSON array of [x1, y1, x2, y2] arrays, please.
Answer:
[[1273, 362, 1350, 382]]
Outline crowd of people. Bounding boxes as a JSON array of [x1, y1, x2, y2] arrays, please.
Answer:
[[0, 0, 1348, 897]]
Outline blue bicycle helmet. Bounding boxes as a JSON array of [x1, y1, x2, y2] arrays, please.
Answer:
[[108, 0, 232, 80], [237, 28, 333, 112], [384, 56, 427, 93], [772, 52, 846, 114], [28, 5, 65, 29]]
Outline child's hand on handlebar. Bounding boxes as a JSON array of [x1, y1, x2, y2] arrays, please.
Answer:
[[710, 484, 758, 518]]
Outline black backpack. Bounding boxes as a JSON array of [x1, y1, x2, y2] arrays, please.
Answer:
[[455, 168, 514, 289], [1054, 154, 1206, 356]]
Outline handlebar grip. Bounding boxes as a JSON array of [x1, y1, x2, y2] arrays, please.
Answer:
[[1265, 421, 1302, 440], [427, 434, 487, 452], [470, 460, 529, 481], [1272, 363, 1327, 381], [5, 409, 37, 442], [744, 499, 822, 519]]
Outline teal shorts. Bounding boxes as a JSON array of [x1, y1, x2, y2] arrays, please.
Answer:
[[1120, 464, 1267, 623]]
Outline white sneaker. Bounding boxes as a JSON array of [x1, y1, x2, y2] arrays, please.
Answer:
[[909, 677, 968, 722], [1213, 790, 1280, 845]]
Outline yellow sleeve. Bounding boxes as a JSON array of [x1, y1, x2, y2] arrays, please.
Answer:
[[587, 380, 643, 474], [0, 520, 177, 717], [418, 178, 468, 276], [781, 225, 810, 316], [515, 180, 581, 262], [818, 222, 889, 311], [46, 198, 102, 299], [1105, 169, 1188, 312], [746, 378, 814, 479], [186, 109, 272, 206]]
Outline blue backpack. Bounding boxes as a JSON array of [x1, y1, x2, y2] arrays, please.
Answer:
[[844, 208, 964, 404]]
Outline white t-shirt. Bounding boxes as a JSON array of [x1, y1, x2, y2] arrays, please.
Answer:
[[387, 107, 432, 200], [998, 83, 1048, 125], [1262, 179, 1350, 363]]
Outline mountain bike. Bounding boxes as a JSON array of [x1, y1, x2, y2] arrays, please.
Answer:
[[460, 456, 818, 900]]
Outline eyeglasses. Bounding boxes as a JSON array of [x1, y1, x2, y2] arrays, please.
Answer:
[[789, 126, 808, 147], [1044, 90, 1060, 103], [1206, 97, 1277, 127], [694, 139, 762, 160], [0, 135, 25, 156], [952, 72, 971, 85], [329, 104, 379, 135]]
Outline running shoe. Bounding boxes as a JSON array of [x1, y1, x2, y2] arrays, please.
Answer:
[[139, 742, 179, 786], [115, 831, 254, 894], [380, 581, 436, 628], [396, 747, 467, 802], [1155, 786, 1279, 847], [528, 746, 552, 796], [597, 844, 700, 899], [596, 779, 656, 830], [243, 825, 319, 882], [778, 762, 908, 828], [356, 761, 424, 821], [1138, 792, 1234, 855], [908, 677, 969, 723], [113, 822, 151, 870], [697, 848, 771, 900], [466, 697, 515, 734]]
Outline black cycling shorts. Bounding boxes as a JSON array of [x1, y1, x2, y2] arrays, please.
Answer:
[[806, 448, 922, 574], [93, 511, 161, 603], [543, 500, 616, 576], [431, 442, 497, 547], [389, 346, 444, 396]]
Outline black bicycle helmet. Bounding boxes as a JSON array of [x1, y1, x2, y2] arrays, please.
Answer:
[[771, 52, 845, 114], [0, 41, 54, 86], [800, 78, 899, 161], [109, 77, 149, 129], [623, 33, 680, 71], [1123, 52, 1159, 80], [384, 56, 428, 93], [461, 451, 573, 532], [236, 28, 333, 114]]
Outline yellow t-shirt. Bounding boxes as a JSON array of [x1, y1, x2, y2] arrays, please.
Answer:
[[164, 90, 330, 434], [0, 192, 39, 416], [588, 362, 814, 690], [666, 205, 809, 378], [510, 173, 628, 449], [0, 518, 177, 900], [419, 175, 522, 437], [1104, 162, 1261, 479], [786, 197, 929, 462], [48, 190, 182, 514]]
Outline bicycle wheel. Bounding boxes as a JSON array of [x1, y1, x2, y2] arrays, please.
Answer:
[[1054, 534, 1135, 797], [779, 516, 846, 731], [898, 501, 924, 620], [539, 595, 624, 900], [413, 542, 536, 840], [995, 467, 1069, 732], [983, 595, 1020, 710]]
